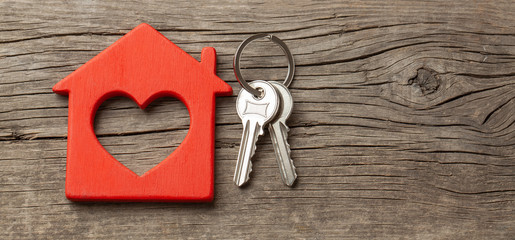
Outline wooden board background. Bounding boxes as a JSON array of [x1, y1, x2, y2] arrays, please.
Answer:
[[1, 0, 514, 239]]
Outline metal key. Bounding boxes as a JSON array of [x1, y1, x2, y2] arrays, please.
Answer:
[[268, 81, 297, 186], [234, 80, 280, 186]]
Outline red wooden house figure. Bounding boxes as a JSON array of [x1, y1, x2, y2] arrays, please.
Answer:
[[53, 23, 232, 202]]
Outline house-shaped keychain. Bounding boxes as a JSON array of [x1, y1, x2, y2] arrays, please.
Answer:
[[53, 23, 232, 201]]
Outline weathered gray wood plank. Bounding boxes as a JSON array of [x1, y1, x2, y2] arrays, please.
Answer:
[[0, 0, 514, 239]]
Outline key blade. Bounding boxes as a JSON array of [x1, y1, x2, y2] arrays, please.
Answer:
[[234, 120, 261, 186], [234, 80, 280, 187], [269, 121, 297, 186]]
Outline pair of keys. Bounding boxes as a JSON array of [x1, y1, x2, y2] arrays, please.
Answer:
[[232, 34, 297, 187]]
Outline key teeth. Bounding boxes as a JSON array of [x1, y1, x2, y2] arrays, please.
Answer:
[[284, 124, 290, 133], [234, 120, 262, 187], [285, 138, 295, 171], [281, 122, 293, 163], [244, 124, 260, 185], [246, 155, 253, 182], [247, 129, 263, 181], [280, 121, 297, 186], [237, 161, 252, 187]]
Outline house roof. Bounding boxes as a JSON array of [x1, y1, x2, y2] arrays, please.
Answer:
[[53, 23, 232, 96]]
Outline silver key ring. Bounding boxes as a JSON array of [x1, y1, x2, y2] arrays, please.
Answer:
[[233, 33, 295, 97]]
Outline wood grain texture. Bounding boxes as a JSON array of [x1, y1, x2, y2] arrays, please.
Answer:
[[0, 0, 514, 239]]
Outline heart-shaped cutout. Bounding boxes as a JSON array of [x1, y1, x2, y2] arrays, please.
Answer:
[[94, 96, 190, 176]]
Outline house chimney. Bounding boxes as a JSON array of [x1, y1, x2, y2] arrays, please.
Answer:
[[201, 47, 217, 74]]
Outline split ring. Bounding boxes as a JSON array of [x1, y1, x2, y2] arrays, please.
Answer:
[[233, 33, 295, 97]]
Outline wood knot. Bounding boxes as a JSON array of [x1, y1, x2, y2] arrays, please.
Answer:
[[10, 129, 27, 141], [408, 68, 441, 95]]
